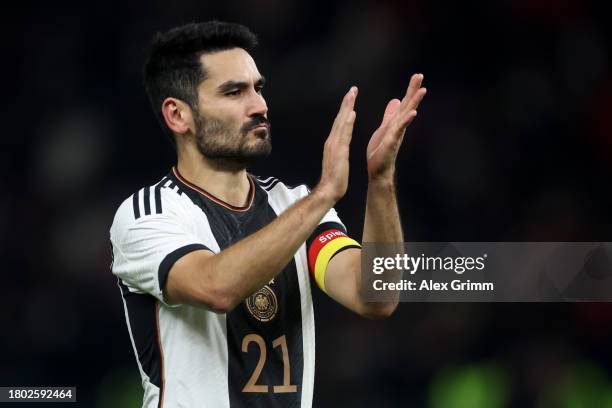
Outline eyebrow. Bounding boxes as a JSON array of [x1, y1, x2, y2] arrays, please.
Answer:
[[217, 76, 266, 93]]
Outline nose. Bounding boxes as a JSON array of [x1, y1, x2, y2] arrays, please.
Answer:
[[248, 90, 268, 118]]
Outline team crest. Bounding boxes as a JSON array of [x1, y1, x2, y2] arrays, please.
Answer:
[[246, 285, 278, 322]]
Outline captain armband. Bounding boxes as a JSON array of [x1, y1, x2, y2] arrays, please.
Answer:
[[307, 229, 361, 293]]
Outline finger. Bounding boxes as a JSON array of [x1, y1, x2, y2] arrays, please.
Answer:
[[389, 107, 418, 134], [329, 88, 352, 135], [343, 110, 356, 144], [400, 109, 418, 129], [344, 86, 358, 117], [335, 87, 358, 140], [406, 87, 427, 112], [339, 86, 358, 121], [380, 98, 401, 127], [403, 73, 423, 103], [331, 86, 358, 136], [397, 86, 426, 126]]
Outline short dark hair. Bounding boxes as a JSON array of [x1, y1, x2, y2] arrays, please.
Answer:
[[143, 21, 258, 145]]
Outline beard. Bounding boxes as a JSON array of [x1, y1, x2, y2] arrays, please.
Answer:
[[193, 111, 272, 170]]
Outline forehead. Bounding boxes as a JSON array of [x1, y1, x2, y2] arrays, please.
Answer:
[[198, 48, 261, 89]]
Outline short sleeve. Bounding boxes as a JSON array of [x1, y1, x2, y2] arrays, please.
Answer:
[[110, 191, 214, 303]]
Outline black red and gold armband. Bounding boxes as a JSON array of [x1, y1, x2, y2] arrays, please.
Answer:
[[307, 229, 361, 292]]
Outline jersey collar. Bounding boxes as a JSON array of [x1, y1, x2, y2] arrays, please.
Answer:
[[172, 166, 255, 212]]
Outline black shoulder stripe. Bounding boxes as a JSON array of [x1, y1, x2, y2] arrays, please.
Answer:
[[132, 190, 141, 220], [263, 179, 281, 191], [164, 180, 184, 195], [144, 186, 151, 216], [154, 180, 164, 214], [160, 179, 172, 189], [257, 177, 305, 191]]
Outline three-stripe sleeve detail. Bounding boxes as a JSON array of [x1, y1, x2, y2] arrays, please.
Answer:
[[256, 176, 305, 192], [131, 178, 172, 220], [257, 176, 280, 191]]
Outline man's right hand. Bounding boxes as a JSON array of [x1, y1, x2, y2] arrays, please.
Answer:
[[315, 86, 358, 203]]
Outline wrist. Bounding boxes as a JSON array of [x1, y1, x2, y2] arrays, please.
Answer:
[[368, 172, 395, 187], [311, 184, 339, 208]]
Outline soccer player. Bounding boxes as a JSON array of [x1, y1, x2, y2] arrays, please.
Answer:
[[110, 21, 426, 407]]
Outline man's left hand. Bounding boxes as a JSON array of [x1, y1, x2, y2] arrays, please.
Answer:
[[366, 73, 427, 181]]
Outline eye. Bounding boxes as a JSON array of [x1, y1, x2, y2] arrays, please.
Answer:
[[225, 90, 241, 97], [255, 86, 264, 94]]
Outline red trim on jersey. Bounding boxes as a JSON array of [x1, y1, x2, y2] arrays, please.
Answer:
[[307, 229, 348, 277], [172, 166, 255, 212]]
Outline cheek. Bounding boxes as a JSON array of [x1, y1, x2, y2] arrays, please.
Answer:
[[200, 112, 239, 133], [218, 112, 245, 133], [212, 101, 246, 121]]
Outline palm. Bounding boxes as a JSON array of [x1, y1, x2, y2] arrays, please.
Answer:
[[366, 74, 427, 179]]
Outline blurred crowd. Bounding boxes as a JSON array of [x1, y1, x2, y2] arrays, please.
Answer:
[[2, 0, 611, 406]]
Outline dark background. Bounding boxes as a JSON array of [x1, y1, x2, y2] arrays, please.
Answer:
[[3, 0, 612, 406]]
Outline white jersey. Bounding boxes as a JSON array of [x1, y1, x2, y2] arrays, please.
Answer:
[[110, 167, 358, 408]]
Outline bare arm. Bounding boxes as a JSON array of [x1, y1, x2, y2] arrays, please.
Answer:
[[165, 87, 358, 312], [324, 74, 427, 318]]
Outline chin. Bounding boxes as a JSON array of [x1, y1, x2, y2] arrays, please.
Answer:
[[252, 128, 269, 139], [245, 140, 272, 159]]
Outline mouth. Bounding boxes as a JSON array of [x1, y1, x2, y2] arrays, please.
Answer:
[[251, 126, 269, 140], [251, 124, 269, 131]]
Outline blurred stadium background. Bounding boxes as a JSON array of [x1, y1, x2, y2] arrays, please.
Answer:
[[2, 0, 612, 406]]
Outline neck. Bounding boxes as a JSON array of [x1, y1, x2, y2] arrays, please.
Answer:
[[176, 144, 251, 208]]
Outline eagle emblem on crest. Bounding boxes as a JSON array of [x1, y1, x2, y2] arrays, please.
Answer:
[[245, 285, 278, 322]]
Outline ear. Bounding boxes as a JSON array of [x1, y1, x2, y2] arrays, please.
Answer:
[[161, 97, 195, 136]]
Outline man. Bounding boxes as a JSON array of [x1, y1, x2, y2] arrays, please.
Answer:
[[110, 21, 426, 408]]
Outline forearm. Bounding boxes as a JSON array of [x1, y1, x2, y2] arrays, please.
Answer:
[[321, 177, 404, 319], [359, 175, 403, 313], [362, 175, 404, 243], [202, 188, 335, 309]]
